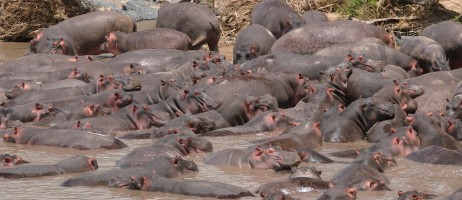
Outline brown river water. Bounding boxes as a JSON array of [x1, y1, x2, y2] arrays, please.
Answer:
[[0, 21, 461, 200]]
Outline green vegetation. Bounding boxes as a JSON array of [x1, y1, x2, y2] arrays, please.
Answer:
[[340, 0, 379, 19]]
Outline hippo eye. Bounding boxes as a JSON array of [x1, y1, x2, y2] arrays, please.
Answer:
[[369, 181, 376, 188], [267, 148, 275, 154]]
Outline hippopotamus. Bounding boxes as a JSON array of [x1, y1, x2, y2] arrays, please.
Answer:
[[3, 127, 127, 150], [408, 112, 462, 150], [405, 145, 462, 165], [398, 190, 437, 200], [115, 175, 255, 199], [0, 54, 93, 73], [156, 2, 220, 51], [302, 10, 329, 24], [29, 11, 136, 55], [316, 186, 357, 200], [440, 116, 462, 141], [0, 67, 90, 86], [233, 24, 276, 64], [117, 134, 212, 168], [314, 40, 418, 71], [202, 111, 295, 137], [399, 36, 450, 73], [0, 155, 97, 178], [62, 156, 198, 187], [254, 121, 323, 151], [1, 102, 55, 124], [203, 145, 301, 171], [0, 154, 29, 167], [250, 0, 304, 39], [330, 163, 390, 191], [443, 188, 462, 200], [271, 20, 394, 55], [365, 126, 420, 157], [100, 28, 192, 56], [421, 21, 462, 69], [366, 104, 407, 142], [256, 173, 332, 197], [5, 79, 88, 99], [321, 98, 395, 143], [371, 80, 418, 113], [205, 72, 308, 109], [353, 151, 397, 173]]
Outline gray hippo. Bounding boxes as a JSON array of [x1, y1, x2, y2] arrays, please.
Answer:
[[156, 2, 220, 51], [399, 36, 450, 73], [29, 11, 136, 55], [0, 155, 97, 179], [3, 127, 127, 150], [250, 0, 304, 39], [203, 145, 301, 171], [233, 24, 276, 64], [100, 28, 192, 55], [115, 175, 255, 199]]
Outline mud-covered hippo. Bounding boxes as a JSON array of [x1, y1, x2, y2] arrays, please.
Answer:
[[250, 0, 304, 39], [203, 145, 301, 171], [115, 175, 255, 199], [156, 2, 221, 51], [100, 28, 192, 55], [3, 127, 127, 150], [0, 155, 97, 178], [233, 24, 276, 64], [29, 11, 136, 55]]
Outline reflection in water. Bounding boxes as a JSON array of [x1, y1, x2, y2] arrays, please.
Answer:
[[1, 20, 462, 200]]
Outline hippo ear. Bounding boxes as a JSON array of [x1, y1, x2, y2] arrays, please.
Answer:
[[160, 80, 166, 86], [132, 105, 138, 114], [347, 187, 357, 197], [254, 147, 264, 157], [359, 103, 366, 111], [13, 127, 18, 135], [392, 137, 401, 144], [398, 191, 404, 196], [446, 98, 450, 103]]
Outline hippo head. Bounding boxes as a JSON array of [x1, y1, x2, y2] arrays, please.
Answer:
[[446, 98, 462, 120], [31, 103, 55, 122], [361, 98, 395, 125], [1, 154, 29, 166], [36, 37, 74, 55], [320, 65, 351, 94], [250, 146, 301, 171], [5, 82, 30, 99], [100, 32, 124, 56], [350, 178, 391, 191], [172, 156, 199, 173], [289, 166, 322, 179], [398, 190, 436, 200], [169, 89, 221, 116], [107, 91, 133, 112], [129, 104, 164, 130], [3, 127, 24, 143], [317, 186, 357, 200], [234, 43, 260, 65], [68, 68, 91, 83], [440, 116, 462, 141], [122, 63, 145, 75], [407, 60, 424, 77], [55, 155, 98, 173]]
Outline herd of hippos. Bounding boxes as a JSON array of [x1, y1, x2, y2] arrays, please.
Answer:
[[2, 0, 462, 199]]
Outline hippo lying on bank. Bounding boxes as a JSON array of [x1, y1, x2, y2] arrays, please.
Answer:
[[0, 155, 97, 179]]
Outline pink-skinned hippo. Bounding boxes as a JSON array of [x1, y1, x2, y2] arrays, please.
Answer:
[[233, 24, 276, 64], [0, 155, 97, 179], [28, 11, 136, 55], [271, 20, 394, 55], [250, 0, 304, 39], [115, 175, 255, 199], [100, 28, 192, 56], [156, 2, 221, 51], [203, 145, 301, 171], [3, 127, 127, 150], [421, 21, 462, 69]]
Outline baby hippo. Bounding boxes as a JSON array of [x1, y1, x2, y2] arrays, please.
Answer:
[[100, 28, 192, 56]]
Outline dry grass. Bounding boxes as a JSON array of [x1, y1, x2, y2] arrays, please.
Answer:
[[214, 0, 438, 45], [0, 0, 91, 41]]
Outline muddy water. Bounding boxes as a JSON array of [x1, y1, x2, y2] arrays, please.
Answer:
[[0, 21, 461, 200]]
